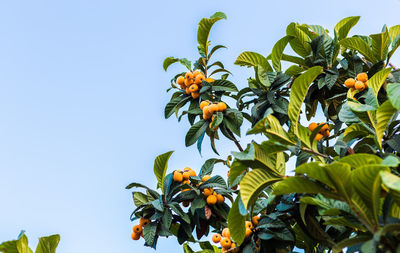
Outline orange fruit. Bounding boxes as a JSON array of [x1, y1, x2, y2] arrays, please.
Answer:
[[212, 233, 221, 243], [182, 171, 190, 180], [344, 78, 355, 88], [252, 216, 260, 226], [206, 195, 217, 205], [245, 228, 252, 238], [173, 171, 183, 182], [189, 84, 199, 93], [319, 123, 329, 132], [315, 133, 323, 141], [246, 221, 253, 229], [182, 201, 190, 207], [222, 228, 231, 238], [193, 70, 202, 77], [227, 170, 230, 177], [216, 194, 225, 204], [194, 74, 205, 84], [364, 81, 368, 89], [139, 218, 150, 227], [217, 102, 227, 112], [308, 122, 318, 131], [231, 243, 237, 250], [191, 92, 200, 99], [205, 77, 214, 83], [185, 87, 191, 94], [202, 175, 211, 182], [208, 104, 218, 114], [131, 231, 140, 240], [220, 237, 232, 250], [189, 170, 196, 177], [177, 76, 185, 85], [200, 101, 209, 110], [185, 72, 193, 80], [322, 129, 330, 137], [203, 188, 214, 197], [203, 111, 211, 120], [355, 81, 365, 91], [182, 180, 190, 185], [133, 225, 143, 234], [184, 77, 193, 87], [357, 72, 368, 83]]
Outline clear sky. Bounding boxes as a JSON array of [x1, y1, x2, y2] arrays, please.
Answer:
[[0, 0, 399, 252]]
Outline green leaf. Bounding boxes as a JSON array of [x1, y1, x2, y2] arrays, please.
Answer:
[[343, 123, 370, 142], [209, 79, 238, 92], [339, 154, 382, 168], [368, 68, 392, 96], [35, 235, 60, 253], [375, 100, 396, 149], [197, 12, 226, 55], [273, 177, 341, 200], [185, 120, 208, 147], [288, 66, 323, 135], [143, 222, 158, 247], [339, 37, 376, 63], [163, 57, 191, 71], [0, 239, 18, 253], [389, 25, 400, 40], [387, 83, 400, 111], [334, 16, 360, 41], [234, 51, 272, 72], [16, 234, 32, 253], [271, 36, 293, 71], [153, 151, 174, 190], [227, 196, 246, 245], [286, 23, 311, 58], [370, 31, 390, 61], [208, 45, 227, 59], [239, 168, 282, 209], [380, 171, 400, 205], [295, 162, 335, 189], [165, 95, 191, 119], [133, 192, 149, 206]]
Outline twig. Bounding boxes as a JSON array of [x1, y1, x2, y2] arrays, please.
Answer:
[[301, 147, 330, 159]]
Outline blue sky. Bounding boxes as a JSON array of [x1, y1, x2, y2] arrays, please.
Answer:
[[0, 0, 399, 252]]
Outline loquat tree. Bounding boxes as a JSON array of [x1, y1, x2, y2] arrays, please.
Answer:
[[127, 12, 400, 253]]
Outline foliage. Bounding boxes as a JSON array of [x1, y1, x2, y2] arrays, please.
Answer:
[[128, 12, 400, 253], [0, 232, 60, 253]]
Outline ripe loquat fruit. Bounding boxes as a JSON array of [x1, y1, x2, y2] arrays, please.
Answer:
[[205, 77, 214, 83], [246, 221, 253, 229], [357, 72, 368, 83], [182, 171, 190, 180], [315, 133, 323, 141], [193, 70, 201, 77], [194, 74, 205, 84], [191, 92, 200, 99], [252, 216, 260, 226], [344, 78, 355, 88], [200, 101, 209, 110], [319, 123, 329, 132], [139, 217, 150, 227], [185, 72, 193, 80], [185, 87, 191, 94], [131, 231, 140, 240], [208, 104, 218, 114], [220, 237, 232, 250], [206, 195, 217, 205], [203, 188, 213, 197], [216, 194, 225, 204], [133, 225, 143, 234], [202, 175, 211, 182], [308, 122, 318, 131], [189, 84, 199, 93], [173, 171, 183, 182], [322, 129, 330, 137], [355, 81, 365, 91], [222, 228, 231, 238], [212, 233, 221, 243], [217, 102, 227, 112], [177, 76, 185, 85], [245, 228, 252, 238], [185, 78, 193, 87]]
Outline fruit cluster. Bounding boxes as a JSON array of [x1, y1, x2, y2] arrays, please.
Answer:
[[344, 72, 368, 92], [211, 217, 260, 252], [200, 100, 227, 123], [131, 217, 150, 241], [308, 122, 330, 141], [176, 70, 214, 99], [173, 168, 226, 207]]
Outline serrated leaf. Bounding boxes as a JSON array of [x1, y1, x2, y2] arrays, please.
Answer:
[[368, 68, 392, 96], [370, 30, 390, 61], [143, 222, 158, 247]]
